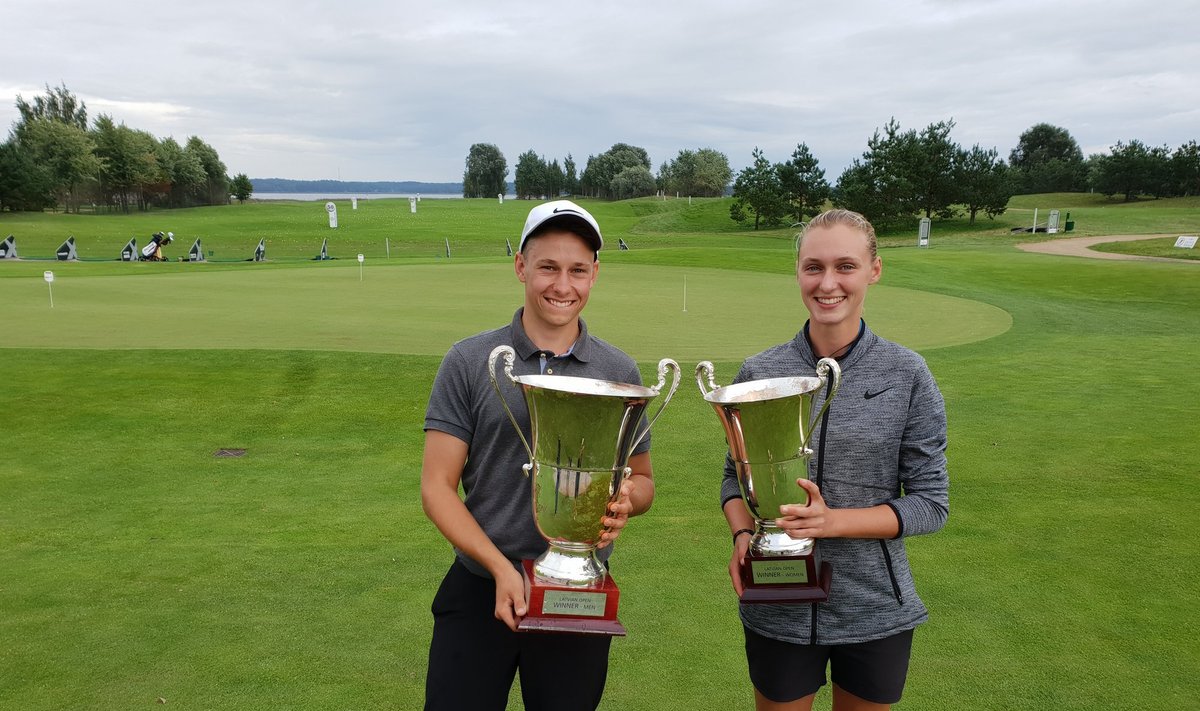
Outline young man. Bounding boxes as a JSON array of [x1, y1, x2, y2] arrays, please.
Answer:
[[421, 200, 655, 711]]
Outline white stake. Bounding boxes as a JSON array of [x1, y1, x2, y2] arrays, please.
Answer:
[[357, 253, 364, 281], [44, 270, 55, 308], [386, 238, 390, 258], [683, 275, 688, 313]]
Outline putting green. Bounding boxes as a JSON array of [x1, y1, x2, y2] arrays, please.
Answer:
[[0, 262, 1010, 360]]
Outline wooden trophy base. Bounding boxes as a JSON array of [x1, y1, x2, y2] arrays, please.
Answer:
[[739, 553, 832, 604], [517, 559, 627, 636]]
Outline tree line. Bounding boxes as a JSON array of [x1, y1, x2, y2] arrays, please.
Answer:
[[1006, 123, 1200, 201], [462, 142, 732, 201], [739, 120, 1200, 230], [464, 121, 1200, 231], [0, 84, 249, 213], [727, 119, 1016, 230]]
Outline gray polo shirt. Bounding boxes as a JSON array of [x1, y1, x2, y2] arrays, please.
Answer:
[[425, 309, 649, 577]]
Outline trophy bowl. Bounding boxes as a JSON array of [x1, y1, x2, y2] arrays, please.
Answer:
[[695, 359, 840, 602], [489, 347, 680, 587]]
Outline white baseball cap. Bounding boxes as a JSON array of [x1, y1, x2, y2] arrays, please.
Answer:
[[518, 200, 603, 253]]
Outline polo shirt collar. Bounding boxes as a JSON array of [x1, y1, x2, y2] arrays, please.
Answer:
[[509, 308, 592, 363]]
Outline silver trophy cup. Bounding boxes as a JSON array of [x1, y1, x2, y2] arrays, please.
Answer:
[[696, 359, 841, 558], [489, 345, 681, 587]]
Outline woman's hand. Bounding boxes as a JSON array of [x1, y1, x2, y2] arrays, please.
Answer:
[[776, 478, 838, 539], [729, 531, 751, 596]]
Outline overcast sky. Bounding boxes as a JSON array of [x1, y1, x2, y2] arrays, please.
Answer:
[[3, 0, 1197, 183]]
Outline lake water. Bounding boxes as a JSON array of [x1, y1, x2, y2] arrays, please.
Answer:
[[254, 192, 516, 201]]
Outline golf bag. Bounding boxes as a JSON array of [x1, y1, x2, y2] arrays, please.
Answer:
[[141, 232, 174, 261]]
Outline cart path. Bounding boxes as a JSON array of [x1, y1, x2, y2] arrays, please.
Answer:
[[1016, 233, 1198, 264]]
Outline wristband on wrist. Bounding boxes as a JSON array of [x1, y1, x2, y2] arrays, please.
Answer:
[[732, 528, 754, 544]]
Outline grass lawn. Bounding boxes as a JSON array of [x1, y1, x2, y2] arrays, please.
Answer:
[[1091, 236, 1200, 260], [2, 196, 1198, 710], [0, 261, 1009, 360]]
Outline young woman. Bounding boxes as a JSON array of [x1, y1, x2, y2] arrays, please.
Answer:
[[721, 209, 949, 711]]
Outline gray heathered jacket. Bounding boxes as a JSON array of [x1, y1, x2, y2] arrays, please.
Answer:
[[721, 322, 949, 645]]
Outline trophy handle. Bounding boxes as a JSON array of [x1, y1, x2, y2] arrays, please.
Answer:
[[487, 345, 535, 465], [628, 358, 681, 456], [695, 360, 718, 398], [800, 357, 842, 450]]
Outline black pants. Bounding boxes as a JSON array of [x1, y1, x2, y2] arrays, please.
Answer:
[[424, 560, 612, 711]]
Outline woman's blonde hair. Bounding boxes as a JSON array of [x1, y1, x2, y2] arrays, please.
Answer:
[[797, 209, 878, 259]]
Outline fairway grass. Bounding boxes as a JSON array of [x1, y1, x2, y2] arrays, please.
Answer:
[[2, 198, 1199, 710]]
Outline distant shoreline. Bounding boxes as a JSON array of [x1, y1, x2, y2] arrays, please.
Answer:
[[255, 192, 456, 201], [250, 178, 464, 194], [253, 192, 514, 201]]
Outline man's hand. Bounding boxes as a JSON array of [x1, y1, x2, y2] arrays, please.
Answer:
[[493, 563, 528, 632], [596, 478, 634, 549]]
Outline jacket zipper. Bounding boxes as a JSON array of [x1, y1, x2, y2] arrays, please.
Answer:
[[810, 378, 834, 645], [814, 361, 906, 609], [878, 540, 904, 604]]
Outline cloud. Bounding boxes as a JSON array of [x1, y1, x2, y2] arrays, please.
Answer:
[[2, 0, 1197, 181]]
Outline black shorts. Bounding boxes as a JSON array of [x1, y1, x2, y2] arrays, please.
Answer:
[[425, 560, 612, 711], [743, 625, 914, 704]]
